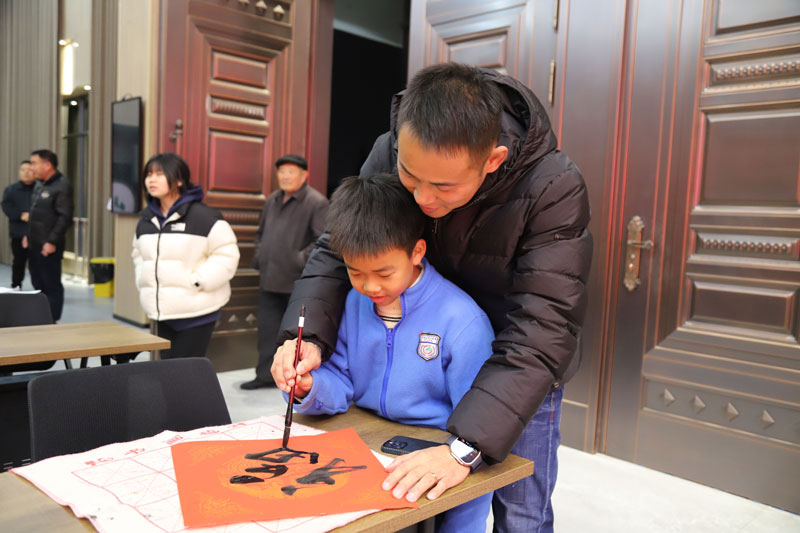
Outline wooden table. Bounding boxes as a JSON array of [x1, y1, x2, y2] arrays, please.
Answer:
[[0, 408, 533, 532], [0, 321, 170, 365]]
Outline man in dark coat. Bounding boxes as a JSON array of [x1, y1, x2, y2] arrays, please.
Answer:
[[240, 154, 329, 390], [25, 149, 73, 322], [2, 160, 36, 289], [272, 64, 592, 531]]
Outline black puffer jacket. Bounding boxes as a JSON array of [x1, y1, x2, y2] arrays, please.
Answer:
[[28, 171, 73, 248], [2, 180, 34, 238], [279, 70, 592, 463]]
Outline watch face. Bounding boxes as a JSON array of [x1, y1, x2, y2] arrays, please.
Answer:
[[451, 437, 480, 465]]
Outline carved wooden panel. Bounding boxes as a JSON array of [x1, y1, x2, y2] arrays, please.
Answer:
[[159, 0, 332, 357], [604, 0, 800, 512], [702, 110, 800, 205], [408, 0, 556, 115]]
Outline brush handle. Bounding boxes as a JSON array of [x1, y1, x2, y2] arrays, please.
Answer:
[[282, 306, 306, 448]]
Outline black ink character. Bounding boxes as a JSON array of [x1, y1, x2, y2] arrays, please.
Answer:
[[230, 475, 264, 484], [281, 458, 366, 495], [245, 447, 319, 465], [229, 446, 320, 484]]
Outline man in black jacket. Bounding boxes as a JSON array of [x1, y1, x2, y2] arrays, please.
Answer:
[[24, 149, 73, 321], [2, 160, 36, 289], [272, 64, 592, 531], [240, 154, 329, 390]]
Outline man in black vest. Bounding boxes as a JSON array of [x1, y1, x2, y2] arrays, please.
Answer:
[[2, 160, 36, 289], [24, 149, 73, 322]]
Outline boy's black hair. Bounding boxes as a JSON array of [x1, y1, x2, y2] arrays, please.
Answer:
[[397, 62, 504, 165], [328, 173, 425, 258], [20, 160, 31, 165], [30, 149, 58, 169], [142, 152, 192, 195]]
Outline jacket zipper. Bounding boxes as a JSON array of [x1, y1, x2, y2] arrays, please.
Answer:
[[379, 327, 396, 418], [153, 220, 165, 321]]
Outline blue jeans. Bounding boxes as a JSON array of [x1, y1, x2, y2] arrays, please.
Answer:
[[437, 491, 493, 532], [492, 387, 563, 533]]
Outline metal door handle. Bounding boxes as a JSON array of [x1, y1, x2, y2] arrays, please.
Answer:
[[624, 216, 655, 291], [168, 119, 183, 154]]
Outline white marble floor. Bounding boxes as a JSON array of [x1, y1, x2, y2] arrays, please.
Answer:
[[2, 264, 799, 531]]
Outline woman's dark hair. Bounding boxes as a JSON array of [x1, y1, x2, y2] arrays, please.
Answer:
[[328, 173, 425, 258], [397, 62, 504, 166], [142, 152, 191, 195]]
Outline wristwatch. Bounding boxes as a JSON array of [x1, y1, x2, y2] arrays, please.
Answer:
[[446, 435, 483, 471]]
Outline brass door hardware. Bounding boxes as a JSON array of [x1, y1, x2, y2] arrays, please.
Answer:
[[624, 215, 654, 291]]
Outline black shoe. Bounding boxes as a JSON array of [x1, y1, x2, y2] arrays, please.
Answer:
[[240, 378, 272, 390]]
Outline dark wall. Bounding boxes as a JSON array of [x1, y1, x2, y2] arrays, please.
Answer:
[[326, 30, 406, 196]]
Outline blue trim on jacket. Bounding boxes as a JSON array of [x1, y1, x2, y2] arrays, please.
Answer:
[[290, 258, 495, 431]]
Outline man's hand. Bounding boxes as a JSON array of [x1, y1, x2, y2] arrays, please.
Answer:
[[382, 445, 470, 502], [41, 242, 56, 257], [20, 212, 29, 222], [271, 339, 322, 394], [22, 236, 28, 249]]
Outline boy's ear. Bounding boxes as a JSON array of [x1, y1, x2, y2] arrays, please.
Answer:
[[411, 238, 427, 265]]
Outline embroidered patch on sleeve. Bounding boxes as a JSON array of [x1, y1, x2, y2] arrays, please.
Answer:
[[417, 333, 441, 361]]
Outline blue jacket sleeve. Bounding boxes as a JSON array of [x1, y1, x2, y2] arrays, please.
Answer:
[[444, 314, 495, 411], [286, 310, 355, 415]]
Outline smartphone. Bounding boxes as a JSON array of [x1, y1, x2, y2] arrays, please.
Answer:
[[381, 435, 442, 456]]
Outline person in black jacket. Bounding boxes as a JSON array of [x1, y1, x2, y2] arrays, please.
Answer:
[[2, 160, 36, 289], [240, 154, 329, 390], [271, 64, 592, 532], [24, 149, 73, 322]]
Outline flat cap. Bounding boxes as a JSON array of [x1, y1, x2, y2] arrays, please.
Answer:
[[275, 154, 308, 170]]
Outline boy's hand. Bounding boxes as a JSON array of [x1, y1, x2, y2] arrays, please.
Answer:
[[381, 445, 470, 502], [271, 338, 321, 393]]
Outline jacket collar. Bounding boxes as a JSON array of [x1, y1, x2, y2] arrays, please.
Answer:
[[143, 185, 204, 225], [398, 258, 437, 317], [280, 182, 309, 204], [41, 171, 63, 186]]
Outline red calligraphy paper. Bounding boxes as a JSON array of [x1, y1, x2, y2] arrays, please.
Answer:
[[171, 427, 416, 527]]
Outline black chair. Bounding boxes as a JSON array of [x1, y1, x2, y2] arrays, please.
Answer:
[[28, 358, 232, 461], [0, 292, 57, 372]]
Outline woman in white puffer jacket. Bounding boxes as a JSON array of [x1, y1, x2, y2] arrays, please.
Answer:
[[132, 153, 239, 358]]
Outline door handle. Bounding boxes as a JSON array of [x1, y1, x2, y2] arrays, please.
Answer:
[[624, 215, 654, 291], [169, 119, 184, 154]]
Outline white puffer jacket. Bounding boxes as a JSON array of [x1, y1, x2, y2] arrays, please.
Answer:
[[132, 192, 239, 321]]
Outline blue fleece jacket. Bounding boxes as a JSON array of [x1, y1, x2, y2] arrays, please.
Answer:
[[293, 259, 495, 430]]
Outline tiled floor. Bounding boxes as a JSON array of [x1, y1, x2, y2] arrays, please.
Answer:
[[2, 264, 798, 531]]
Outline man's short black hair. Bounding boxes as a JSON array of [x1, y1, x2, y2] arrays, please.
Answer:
[[20, 160, 31, 165], [397, 62, 504, 164], [30, 149, 58, 169], [142, 152, 192, 195], [328, 173, 425, 259]]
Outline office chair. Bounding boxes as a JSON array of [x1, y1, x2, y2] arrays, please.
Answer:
[[0, 292, 57, 372], [28, 358, 232, 461]]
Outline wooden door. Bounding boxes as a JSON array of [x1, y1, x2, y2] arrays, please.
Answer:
[[603, 0, 800, 512], [158, 0, 332, 369], [408, 0, 603, 452], [408, 0, 558, 117]]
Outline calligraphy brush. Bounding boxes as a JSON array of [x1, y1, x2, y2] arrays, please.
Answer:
[[282, 305, 305, 448]]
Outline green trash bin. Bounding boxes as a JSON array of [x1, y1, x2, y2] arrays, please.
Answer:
[[89, 257, 115, 297]]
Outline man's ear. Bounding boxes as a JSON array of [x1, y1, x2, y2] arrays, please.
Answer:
[[483, 144, 508, 174], [411, 238, 427, 265]]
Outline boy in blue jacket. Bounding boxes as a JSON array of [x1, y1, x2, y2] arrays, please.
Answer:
[[274, 173, 495, 532]]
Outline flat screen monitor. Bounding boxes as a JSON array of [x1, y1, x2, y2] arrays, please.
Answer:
[[111, 97, 143, 214]]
